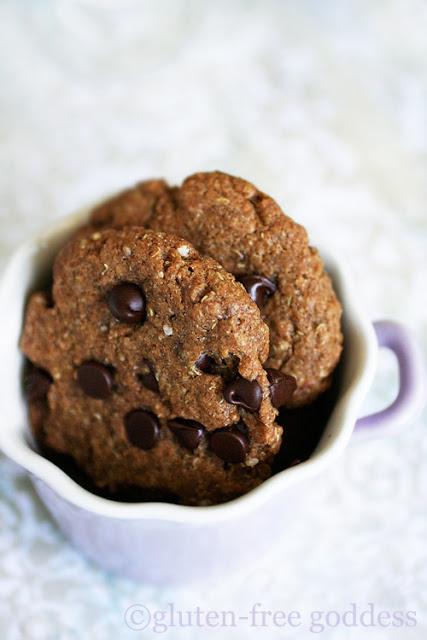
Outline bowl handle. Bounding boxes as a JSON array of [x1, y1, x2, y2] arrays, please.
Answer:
[[354, 321, 426, 438]]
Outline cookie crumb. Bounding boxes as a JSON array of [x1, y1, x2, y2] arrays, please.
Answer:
[[189, 364, 202, 377], [163, 324, 173, 336], [123, 246, 132, 257], [91, 232, 101, 241], [246, 457, 259, 467], [177, 245, 190, 257]]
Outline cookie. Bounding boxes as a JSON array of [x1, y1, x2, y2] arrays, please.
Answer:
[[21, 227, 282, 504], [91, 171, 343, 406]]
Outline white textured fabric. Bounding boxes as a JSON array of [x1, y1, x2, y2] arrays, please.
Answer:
[[0, 1, 426, 638]]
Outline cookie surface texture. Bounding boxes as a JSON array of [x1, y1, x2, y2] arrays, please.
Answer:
[[21, 227, 280, 504], [91, 171, 343, 406]]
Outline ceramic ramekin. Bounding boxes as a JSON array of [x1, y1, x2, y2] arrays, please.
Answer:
[[0, 206, 425, 585]]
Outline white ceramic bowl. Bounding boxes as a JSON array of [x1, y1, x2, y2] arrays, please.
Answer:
[[0, 206, 425, 585]]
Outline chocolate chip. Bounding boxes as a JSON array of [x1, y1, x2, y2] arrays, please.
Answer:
[[266, 368, 297, 408], [139, 371, 159, 393], [106, 282, 146, 324], [224, 378, 262, 412], [169, 418, 205, 451], [138, 359, 159, 393], [249, 192, 263, 205], [25, 366, 52, 402], [125, 409, 160, 450], [195, 353, 217, 374], [210, 427, 248, 463], [237, 275, 277, 307], [77, 361, 114, 399]]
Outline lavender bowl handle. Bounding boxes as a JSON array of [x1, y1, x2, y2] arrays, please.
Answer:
[[354, 321, 426, 438]]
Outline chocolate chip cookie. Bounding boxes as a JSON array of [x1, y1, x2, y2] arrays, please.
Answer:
[[91, 171, 343, 406], [21, 227, 283, 504]]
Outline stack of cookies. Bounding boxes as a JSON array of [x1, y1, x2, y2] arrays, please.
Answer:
[[21, 172, 342, 505]]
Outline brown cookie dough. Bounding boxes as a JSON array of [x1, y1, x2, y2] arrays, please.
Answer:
[[21, 227, 282, 504], [91, 171, 343, 406]]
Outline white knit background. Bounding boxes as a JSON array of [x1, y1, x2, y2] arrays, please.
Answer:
[[0, 1, 426, 638]]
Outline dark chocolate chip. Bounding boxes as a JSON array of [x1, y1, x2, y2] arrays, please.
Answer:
[[77, 361, 114, 399], [210, 427, 248, 463], [224, 378, 262, 412], [139, 371, 159, 393], [138, 359, 159, 393], [237, 274, 277, 307], [195, 353, 217, 374], [266, 368, 297, 408], [25, 367, 52, 402], [124, 409, 160, 450], [106, 282, 146, 324], [168, 418, 205, 451], [249, 192, 263, 205]]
